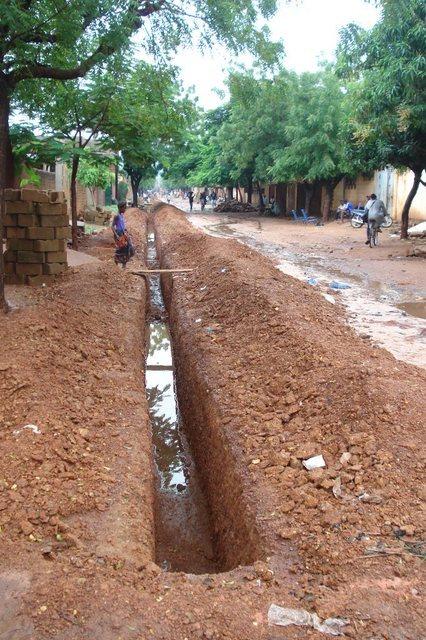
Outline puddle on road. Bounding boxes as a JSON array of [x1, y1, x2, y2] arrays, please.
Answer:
[[146, 229, 217, 573], [396, 300, 426, 320], [276, 259, 426, 369]]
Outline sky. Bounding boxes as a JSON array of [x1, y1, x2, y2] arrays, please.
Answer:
[[172, 0, 380, 109]]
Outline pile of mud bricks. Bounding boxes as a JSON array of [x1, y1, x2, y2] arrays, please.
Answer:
[[3, 189, 69, 285]]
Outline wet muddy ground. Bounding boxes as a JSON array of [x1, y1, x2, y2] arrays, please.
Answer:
[[183, 206, 426, 369]]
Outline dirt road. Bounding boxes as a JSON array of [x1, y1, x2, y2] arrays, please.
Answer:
[[172, 198, 426, 368]]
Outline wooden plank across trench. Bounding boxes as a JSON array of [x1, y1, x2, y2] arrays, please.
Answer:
[[132, 268, 193, 276]]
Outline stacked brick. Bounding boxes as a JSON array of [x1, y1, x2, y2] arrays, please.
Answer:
[[3, 189, 70, 285]]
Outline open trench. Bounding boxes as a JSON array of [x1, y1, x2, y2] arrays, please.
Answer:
[[145, 228, 219, 574]]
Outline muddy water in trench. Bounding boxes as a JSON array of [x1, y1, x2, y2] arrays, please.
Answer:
[[146, 232, 217, 574]]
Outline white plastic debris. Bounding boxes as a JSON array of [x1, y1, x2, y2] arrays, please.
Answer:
[[13, 424, 41, 436], [195, 318, 202, 324], [302, 454, 326, 470], [200, 285, 207, 291], [332, 476, 343, 498], [323, 293, 336, 305], [407, 221, 426, 237], [268, 604, 348, 636], [339, 452, 351, 465]]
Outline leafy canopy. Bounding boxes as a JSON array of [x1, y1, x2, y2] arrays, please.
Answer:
[[336, 0, 426, 173], [1, 0, 281, 89], [77, 160, 113, 191]]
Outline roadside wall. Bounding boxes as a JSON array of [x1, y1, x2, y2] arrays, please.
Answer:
[[3, 188, 70, 285]]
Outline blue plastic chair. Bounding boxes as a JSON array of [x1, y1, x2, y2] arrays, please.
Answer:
[[289, 209, 303, 222], [300, 209, 319, 224]]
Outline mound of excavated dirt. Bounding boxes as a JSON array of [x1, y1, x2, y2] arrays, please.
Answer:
[[0, 204, 423, 640], [154, 204, 425, 640]]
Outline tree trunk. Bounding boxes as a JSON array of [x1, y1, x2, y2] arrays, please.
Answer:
[[400, 168, 422, 239], [70, 155, 80, 250], [247, 176, 253, 204], [0, 85, 14, 312], [237, 184, 243, 202], [114, 159, 119, 201], [305, 183, 314, 214], [0, 85, 14, 190], [321, 181, 335, 222], [0, 189, 8, 312], [130, 176, 141, 207], [257, 181, 265, 213]]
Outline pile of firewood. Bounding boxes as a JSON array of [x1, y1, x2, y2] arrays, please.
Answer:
[[214, 199, 258, 213]]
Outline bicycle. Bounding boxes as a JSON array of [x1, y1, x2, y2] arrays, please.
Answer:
[[367, 220, 380, 247]]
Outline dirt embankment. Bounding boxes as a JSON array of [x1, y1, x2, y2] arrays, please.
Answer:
[[0, 205, 424, 640], [153, 204, 425, 639], [0, 210, 156, 637]]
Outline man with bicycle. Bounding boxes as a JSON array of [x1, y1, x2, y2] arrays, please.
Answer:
[[364, 193, 387, 245]]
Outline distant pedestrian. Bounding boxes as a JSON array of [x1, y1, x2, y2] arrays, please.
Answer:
[[187, 190, 194, 212], [337, 199, 354, 222], [200, 191, 207, 211]]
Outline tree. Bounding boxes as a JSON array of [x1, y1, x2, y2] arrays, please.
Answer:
[[123, 157, 157, 207], [271, 70, 352, 220], [105, 62, 195, 206], [16, 57, 128, 248], [216, 71, 288, 210], [77, 159, 113, 208], [1, 0, 281, 307], [9, 125, 63, 187], [337, 0, 426, 237], [182, 107, 235, 191], [1, 0, 281, 189]]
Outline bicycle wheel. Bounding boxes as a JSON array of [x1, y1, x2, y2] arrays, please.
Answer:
[[382, 215, 393, 228], [368, 223, 374, 248], [351, 218, 363, 228], [369, 224, 378, 247]]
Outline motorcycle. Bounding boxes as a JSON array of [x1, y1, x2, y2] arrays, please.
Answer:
[[350, 209, 392, 229]]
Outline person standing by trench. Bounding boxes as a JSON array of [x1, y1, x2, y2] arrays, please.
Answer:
[[111, 202, 135, 268]]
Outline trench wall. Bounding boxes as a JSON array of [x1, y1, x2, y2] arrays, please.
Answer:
[[152, 203, 426, 577], [154, 213, 270, 569]]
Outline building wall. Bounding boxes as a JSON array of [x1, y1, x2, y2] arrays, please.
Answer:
[[38, 169, 56, 191], [341, 175, 376, 210], [338, 168, 426, 222], [392, 170, 426, 221]]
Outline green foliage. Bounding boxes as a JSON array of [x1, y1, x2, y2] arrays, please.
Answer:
[[337, 0, 426, 174], [218, 71, 289, 189], [1, 0, 281, 89], [271, 70, 348, 184], [118, 181, 129, 202], [337, 0, 426, 233], [183, 106, 234, 187], [77, 160, 113, 191], [9, 124, 63, 186], [103, 61, 196, 196]]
